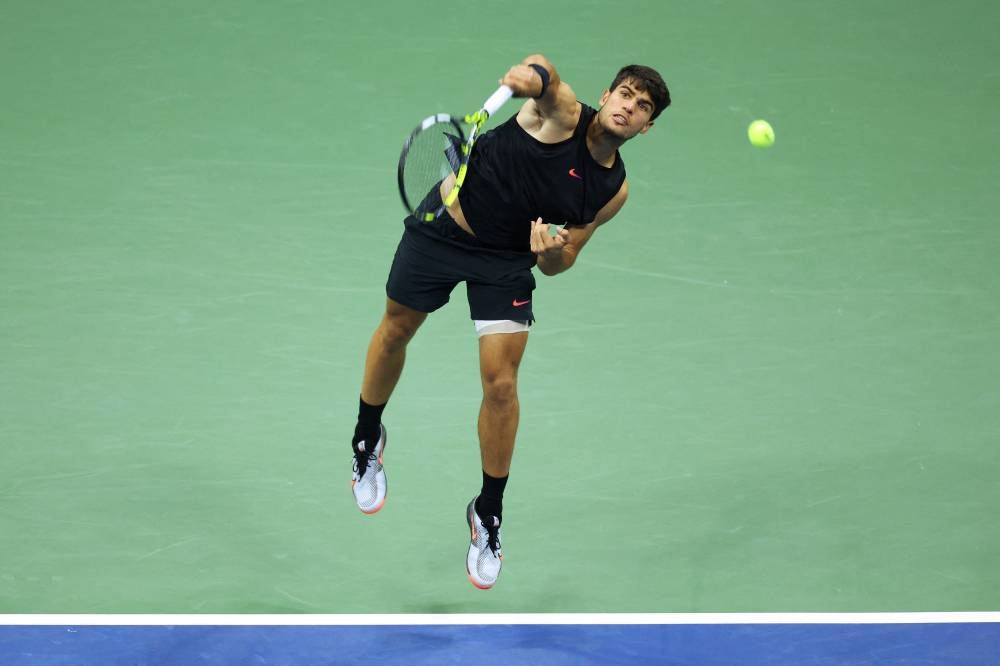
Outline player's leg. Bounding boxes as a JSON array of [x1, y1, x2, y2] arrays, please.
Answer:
[[464, 327, 529, 589], [463, 262, 535, 588], [477, 328, 529, 482], [350, 299, 426, 515], [351, 225, 457, 514], [350, 298, 426, 515], [357, 297, 426, 433], [466, 271, 536, 515]]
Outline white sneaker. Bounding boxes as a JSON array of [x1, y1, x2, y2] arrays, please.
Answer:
[[466, 497, 502, 589], [351, 424, 387, 514]]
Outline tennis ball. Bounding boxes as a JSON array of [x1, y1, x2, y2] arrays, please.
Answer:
[[748, 119, 775, 148]]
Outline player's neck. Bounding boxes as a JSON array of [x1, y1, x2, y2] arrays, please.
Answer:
[[586, 116, 623, 167]]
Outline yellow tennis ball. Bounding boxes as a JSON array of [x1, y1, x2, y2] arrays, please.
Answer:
[[748, 119, 775, 147]]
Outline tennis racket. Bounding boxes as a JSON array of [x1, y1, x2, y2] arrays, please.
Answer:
[[398, 85, 514, 221]]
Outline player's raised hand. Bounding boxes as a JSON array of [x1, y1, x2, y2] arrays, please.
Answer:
[[500, 64, 544, 98], [529, 218, 569, 256]]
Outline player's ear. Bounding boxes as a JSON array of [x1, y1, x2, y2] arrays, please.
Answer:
[[638, 120, 654, 134], [599, 88, 611, 106]]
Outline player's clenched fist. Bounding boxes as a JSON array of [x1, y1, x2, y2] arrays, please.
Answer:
[[500, 64, 545, 98]]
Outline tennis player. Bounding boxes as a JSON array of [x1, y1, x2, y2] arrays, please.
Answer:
[[350, 54, 670, 589]]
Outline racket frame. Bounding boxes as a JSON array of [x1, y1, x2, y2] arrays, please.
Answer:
[[397, 85, 514, 222], [397, 113, 466, 220]]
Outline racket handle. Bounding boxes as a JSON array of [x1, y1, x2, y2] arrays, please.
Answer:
[[482, 85, 514, 117]]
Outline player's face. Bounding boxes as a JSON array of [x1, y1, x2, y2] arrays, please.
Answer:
[[598, 80, 655, 140]]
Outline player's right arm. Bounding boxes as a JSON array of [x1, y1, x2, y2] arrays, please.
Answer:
[[500, 54, 580, 143]]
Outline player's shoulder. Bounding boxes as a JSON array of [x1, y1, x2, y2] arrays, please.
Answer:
[[516, 103, 580, 143]]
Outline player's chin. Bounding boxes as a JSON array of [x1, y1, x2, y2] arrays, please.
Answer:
[[603, 119, 637, 141]]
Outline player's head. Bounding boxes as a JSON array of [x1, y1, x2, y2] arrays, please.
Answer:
[[598, 65, 670, 140], [611, 65, 670, 120]]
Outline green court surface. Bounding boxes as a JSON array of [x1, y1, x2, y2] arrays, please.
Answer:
[[2, 1, 998, 613]]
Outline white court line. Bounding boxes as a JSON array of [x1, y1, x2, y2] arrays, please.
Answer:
[[1, 613, 998, 626], [577, 259, 730, 287]]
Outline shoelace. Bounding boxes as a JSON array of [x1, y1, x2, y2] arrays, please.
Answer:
[[482, 517, 502, 556], [352, 444, 376, 479]]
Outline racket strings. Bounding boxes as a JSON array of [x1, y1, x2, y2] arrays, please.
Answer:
[[402, 126, 464, 216]]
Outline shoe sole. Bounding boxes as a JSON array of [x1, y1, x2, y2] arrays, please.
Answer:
[[352, 424, 387, 515]]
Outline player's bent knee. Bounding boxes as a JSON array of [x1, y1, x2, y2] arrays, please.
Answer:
[[380, 318, 419, 348], [375, 320, 417, 355], [381, 302, 426, 345]]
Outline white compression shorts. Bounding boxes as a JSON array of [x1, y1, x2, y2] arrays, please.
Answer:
[[474, 320, 531, 337]]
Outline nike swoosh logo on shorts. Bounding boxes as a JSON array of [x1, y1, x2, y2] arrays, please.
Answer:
[[512, 299, 531, 307], [568, 168, 582, 179]]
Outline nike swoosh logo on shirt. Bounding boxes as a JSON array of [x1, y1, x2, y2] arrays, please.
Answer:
[[568, 168, 582, 179], [512, 299, 531, 307]]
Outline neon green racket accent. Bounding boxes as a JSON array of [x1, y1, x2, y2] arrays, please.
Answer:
[[441, 110, 490, 208], [443, 164, 468, 207], [465, 110, 488, 126]]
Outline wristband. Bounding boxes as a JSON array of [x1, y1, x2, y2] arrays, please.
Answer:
[[528, 63, 550, 99]]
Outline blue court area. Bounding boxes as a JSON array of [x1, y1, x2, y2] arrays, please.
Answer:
[[2, 622, 998, 665]]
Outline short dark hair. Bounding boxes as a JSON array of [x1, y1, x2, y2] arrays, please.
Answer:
[[610, 65, 670, 120]]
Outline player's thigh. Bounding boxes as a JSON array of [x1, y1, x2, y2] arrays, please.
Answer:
[[478, 330, 529, 393]]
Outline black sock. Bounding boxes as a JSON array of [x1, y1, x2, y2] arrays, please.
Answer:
[[476, 471, 508, 522], [352, 396, 386, 448]]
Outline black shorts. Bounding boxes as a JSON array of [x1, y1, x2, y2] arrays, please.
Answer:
[[386, 214, 537, 322]]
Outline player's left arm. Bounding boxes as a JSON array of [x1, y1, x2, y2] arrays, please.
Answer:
[[532, 180, 630, 276]]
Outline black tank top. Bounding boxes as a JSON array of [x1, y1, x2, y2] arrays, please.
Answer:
[[457, 102, 626, 252]]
